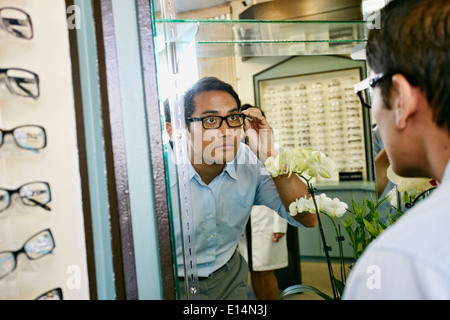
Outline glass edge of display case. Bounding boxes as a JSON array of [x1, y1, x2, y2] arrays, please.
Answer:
[[154, 19, 368, 57]]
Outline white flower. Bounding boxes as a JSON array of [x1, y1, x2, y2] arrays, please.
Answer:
[[293, 148, 311, 174], [307, 151, 335, 179], [290, 193, 348, 218], [289, 200, 299, 216], [289, 197, 314, 216], [264, 156, 280, 177], [387, 166, 435, 193]]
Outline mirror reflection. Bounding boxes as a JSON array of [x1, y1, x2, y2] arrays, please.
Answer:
[[154, 0, 393, 300]]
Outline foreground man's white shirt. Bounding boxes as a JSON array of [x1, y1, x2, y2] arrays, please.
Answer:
[[343, 160, 450, 300]]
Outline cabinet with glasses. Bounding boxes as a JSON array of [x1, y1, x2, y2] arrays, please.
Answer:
[[254, 55, 375, 259], [255, 55, 373, 183]]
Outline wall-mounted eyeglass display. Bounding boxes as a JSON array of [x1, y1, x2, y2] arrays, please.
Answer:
[[0, 181, 51, 213], [0, 229, 55, 280], [0, 68, 40, 99], [0, 125, 46, 152], [0, 7, 33, 40], [35, 287, 63, 300]]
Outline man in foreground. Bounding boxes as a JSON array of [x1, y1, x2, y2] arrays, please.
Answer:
[[343, 0, 450, 299]]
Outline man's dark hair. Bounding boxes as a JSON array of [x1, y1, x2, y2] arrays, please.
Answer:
[[366, 0, 449, 130]]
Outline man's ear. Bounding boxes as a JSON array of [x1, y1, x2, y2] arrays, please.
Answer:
[[391, 74, 419, 130]]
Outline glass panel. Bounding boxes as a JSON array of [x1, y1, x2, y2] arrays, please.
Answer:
[[156, 20, 368, 57]]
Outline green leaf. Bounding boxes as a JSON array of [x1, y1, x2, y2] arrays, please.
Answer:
[[387, 208, 394, 225], [280, 284, 334, 300], [333, 277, 346, 298]]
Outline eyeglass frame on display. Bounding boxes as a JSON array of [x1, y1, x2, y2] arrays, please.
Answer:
[[0, 229, 55, 280], [0, 68, 40, 99], [0, 7, 33, 40], [0, 125, 47, 152], [186, 113, 247, 130], [0, 181, 52, 213]]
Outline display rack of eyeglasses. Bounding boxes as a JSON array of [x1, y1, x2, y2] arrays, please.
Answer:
[[259, 67, 368, 181]]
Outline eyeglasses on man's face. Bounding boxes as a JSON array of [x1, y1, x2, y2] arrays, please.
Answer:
[[0, 7, 33, 40], [354, 73, 386, 109], [186, 114, 246, 130], [0, 125, 47, 152], [0, 229, 55, 280], [0, 68, 40, 99], [0, 181, 52, 213]]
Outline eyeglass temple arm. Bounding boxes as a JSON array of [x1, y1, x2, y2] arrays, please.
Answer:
[[1, 18, 30, 38], [12, 77, 39, 99]]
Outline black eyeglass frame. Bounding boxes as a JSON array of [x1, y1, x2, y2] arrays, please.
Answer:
[[0, 125, 47, 151], [0, 67, 40, 99], [0, 228, 55, 280], [0, 7, 34, 40], [186, 114, 247, 130], [0, 181, 52, 213]]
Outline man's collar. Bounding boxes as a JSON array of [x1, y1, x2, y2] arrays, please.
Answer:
[[167, 144, 239, 187]]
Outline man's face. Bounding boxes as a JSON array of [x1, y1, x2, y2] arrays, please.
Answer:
[[188, 90, 242, 165]]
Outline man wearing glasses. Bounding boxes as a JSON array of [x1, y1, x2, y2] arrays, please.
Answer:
[[165, 77, 317, 300], [343, 0, 450, 299]]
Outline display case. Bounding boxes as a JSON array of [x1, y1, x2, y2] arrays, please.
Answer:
[[254, 55, 373, 182]]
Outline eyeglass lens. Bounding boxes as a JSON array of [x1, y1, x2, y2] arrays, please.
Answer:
[[0, 68, 40, 99], [0, 7, 33, 40], [203, 114, 245, 129], [0, 229, 55, 280], [0, 125, 46, 151], [0, 182, 51, 213]]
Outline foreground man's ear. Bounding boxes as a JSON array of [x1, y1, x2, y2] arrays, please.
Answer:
[[391, 74, 420, 130]]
